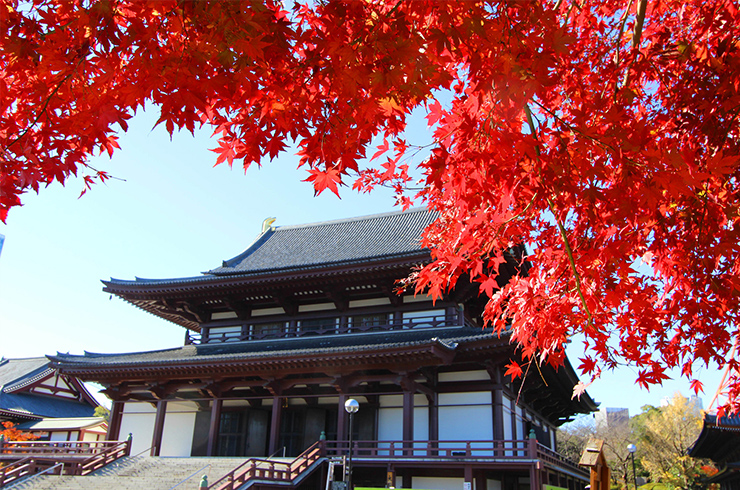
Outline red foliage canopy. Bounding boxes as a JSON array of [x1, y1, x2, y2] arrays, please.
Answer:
[[2, 0, 739, 410]]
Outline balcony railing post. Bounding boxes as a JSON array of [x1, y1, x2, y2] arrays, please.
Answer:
[[528, 429, 538, 458]]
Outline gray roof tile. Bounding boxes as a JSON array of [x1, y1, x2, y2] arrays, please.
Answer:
[[50, 326, 495, 367], [209, 208, 436, 275], [105, 209, 436, 288], [0, 358, 50, 389]]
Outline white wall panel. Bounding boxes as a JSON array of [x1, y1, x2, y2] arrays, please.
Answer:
[[50, 431, 68, 442], [119, 402, 156, 455], [161, 410, 196, 456], [438, 392, 492, 444], [413, 476, 465, 490]]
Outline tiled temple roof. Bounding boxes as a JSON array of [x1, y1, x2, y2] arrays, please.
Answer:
[[104, 208, 436, 288], [0, 357, 97, 421], [689, 412, 740, 464], [48, 325, 490, 370]]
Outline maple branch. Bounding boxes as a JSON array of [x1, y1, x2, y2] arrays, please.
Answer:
[[622, 0, 648, 89], [547, 197, 595, 330], [4, 60, 82, 151], [614, 0, 636, 98], [524, 103, 595, 331], [531, 99, 643, 168]]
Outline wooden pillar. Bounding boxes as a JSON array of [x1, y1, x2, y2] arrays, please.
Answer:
[[464, 465, 473, 489], [206, 398, 222, 456], [475, 471, 487, 490], [337, 394, 348, 444], [150, 400, 167, 456], [401, 470, 412, 489], [269, 396, 283, 456], [106, 401, 124, 441], [402, 388, 414, 455], [428, 391, 439, 442]]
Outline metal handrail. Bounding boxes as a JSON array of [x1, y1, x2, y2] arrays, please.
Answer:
[[5, 462, 63, 489], [268, 446, 286, 459], [168, 464, 211, 490]]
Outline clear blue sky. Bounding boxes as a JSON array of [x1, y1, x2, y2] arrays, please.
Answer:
[[0, 110, 725, 417]]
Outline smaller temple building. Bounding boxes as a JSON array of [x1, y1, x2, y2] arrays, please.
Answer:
[[690, 412, 740, 490], [0, 357, 100, 424], [50, 209, 597, 489]]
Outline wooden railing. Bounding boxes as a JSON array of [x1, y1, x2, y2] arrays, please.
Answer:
[[323, 439, 535, 459], [0, 439, 131, 487], [208, 440, 323, 490], [0, 457, 36, 488], [536, 442, 586, 475], [188, 308, 466, 345], [0, 440, 127, 459], [323, 439, 588, 477]]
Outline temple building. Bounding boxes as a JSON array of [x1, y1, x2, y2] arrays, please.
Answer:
[[0, 357, 100, 424], [49, 208, 597, 490], [690, 412, 740, 490]]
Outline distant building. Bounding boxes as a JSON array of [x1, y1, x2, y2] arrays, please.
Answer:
[[16, 416, 108, 442], [593, 407, 629, 429]]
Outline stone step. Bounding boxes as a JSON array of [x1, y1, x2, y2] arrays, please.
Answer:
[[12, 456, 257, 490]]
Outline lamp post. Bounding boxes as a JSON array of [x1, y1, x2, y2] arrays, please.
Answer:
[[627, 443, 637, 490], [345, 398, 359, 490]]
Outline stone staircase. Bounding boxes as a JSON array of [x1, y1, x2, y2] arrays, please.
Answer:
[[9, 455, 262, 490]]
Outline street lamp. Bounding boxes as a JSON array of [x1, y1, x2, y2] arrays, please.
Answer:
[[627, 443, 637, 490], [345, 398, 359, 490]]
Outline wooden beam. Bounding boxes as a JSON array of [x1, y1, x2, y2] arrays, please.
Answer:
[[273, 293, 298, 315], [326, 287, 349, 311], [223, 296, 252, 320]]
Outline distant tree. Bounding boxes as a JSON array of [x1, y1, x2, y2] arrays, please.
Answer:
[[93, 406, 110, 422], [556, 416, 592, 462], [0, 421, 38, 442], [636, 394, 716, 489], [558, 414, 641, 488]]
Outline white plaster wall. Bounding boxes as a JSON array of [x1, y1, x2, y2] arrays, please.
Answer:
[[378, 395, 402, 456], [50, 431, 69, 442], [82, 431, 99, 442], [119, 402, 157, 455], [161, 412, 197, 456], [413, 476, 465, 490], [502, 396, 513, 441], [414, 395, 429, 455], [438, 392, 492, 442]]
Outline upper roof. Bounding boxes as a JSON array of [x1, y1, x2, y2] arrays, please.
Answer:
[[210, 208, 437, 275], [105, 208, 436, 289]]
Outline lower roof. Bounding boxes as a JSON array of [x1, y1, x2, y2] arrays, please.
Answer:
[[17, 416, 107, 432], [49, 326, 597, 425]]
